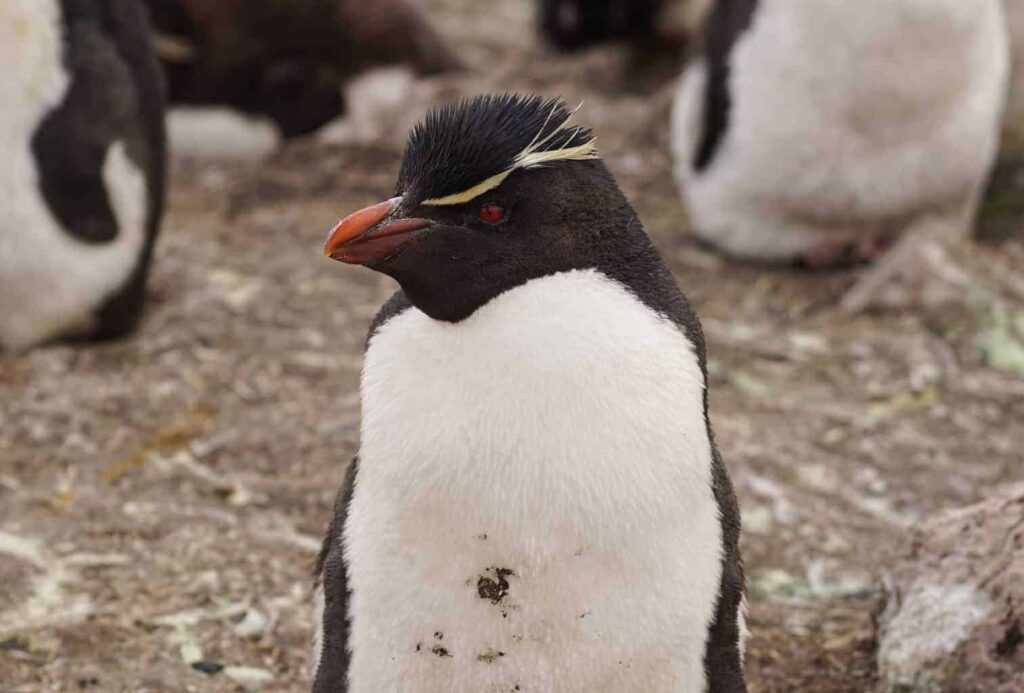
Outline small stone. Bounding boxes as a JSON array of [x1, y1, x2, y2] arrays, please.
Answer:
[[231, 609, 268, 639], [750, 569, 813, 602], [190, 661, 224, 676], [223, 666, 275, 692], [0, 637, 29, 652], [878, 483, 1024, 692], [741, 504, 773, 535], [178, 640, 203, 666], [787, 331, 828, 353], [796, 463, 838, 492]]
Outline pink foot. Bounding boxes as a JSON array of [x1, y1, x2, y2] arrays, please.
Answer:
[[801, 236, 892, 269]]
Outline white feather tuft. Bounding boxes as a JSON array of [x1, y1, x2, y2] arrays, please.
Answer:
[[422, 102, 598, 206]]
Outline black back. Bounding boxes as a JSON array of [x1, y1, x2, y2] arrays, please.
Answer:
[[31, 0, 167, 340], [693, 0, 759, 171]]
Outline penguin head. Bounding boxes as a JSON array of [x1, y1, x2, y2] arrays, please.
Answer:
[[325, 94, 639, 322]]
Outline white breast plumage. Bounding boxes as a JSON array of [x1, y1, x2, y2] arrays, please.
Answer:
[[344, 269, 722, 692]]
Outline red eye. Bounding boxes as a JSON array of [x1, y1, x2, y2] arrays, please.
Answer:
[[478, 203, 505, 224]]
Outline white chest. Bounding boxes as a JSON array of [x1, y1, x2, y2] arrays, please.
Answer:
[[0, 0, 147, 351], [344, 270, 722, 693]]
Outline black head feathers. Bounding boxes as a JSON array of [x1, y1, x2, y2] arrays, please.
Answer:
[[397, 94, 598, 207]]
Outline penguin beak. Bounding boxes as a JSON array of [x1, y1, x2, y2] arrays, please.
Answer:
[[324, 197, 433, 265]]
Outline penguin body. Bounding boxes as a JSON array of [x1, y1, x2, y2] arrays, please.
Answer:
[[145, 0, 462, 138], [0, 0, 166, 351], [672, 0, 1009, 263], [314, 95, 745, 692]]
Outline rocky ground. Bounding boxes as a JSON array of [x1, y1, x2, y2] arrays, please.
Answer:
[[2, 1, 1024, 691]]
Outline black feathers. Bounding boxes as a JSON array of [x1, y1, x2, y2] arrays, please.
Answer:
[[694, 0, 759, 171], [312, 454, 359, 693], [397, 94, 595, 205]]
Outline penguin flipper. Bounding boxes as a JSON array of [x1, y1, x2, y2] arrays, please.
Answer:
[[32, 0, 165, 246], [312, 453, 359, 693], [693, 0, 759, 172], [702, 446, 748, 692]]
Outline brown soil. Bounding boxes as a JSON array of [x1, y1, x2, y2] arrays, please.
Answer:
[[2, 1, 1023, 691]]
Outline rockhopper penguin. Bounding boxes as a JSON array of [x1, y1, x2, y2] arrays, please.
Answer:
[[671, 0, 1009, 266], [313, 95, 746, 692], [0, 0, 166, 351]]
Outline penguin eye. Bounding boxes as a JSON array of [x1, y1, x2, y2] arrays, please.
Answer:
[[477, 203, 505, 224]]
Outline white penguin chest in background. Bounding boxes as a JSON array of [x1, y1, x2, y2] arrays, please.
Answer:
[[724, 0, 1007, 193], [672, 0, 1008, 260], [347, 270, 722, 693], [0, 0, 147, 351]]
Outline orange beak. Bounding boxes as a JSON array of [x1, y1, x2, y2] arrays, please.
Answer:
[[324, 197, 432, 265]]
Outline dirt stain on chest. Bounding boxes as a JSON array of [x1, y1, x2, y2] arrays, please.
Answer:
[[477, 567, 515, 604]]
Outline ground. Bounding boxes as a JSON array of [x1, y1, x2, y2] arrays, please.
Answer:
[[2, 1, 1024, 691]]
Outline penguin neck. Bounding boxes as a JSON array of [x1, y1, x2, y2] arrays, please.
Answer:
[[396, 206, 674, 327], [361, 267, 715, 539]]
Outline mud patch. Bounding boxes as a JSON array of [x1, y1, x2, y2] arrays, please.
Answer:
[[476, 648, 505, 663], [477, 567, 515, 605], [430, 645, 452, 658]]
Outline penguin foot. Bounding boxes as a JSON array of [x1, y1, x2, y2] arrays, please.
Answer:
[[800, 236, 892, 269], [840, 224, 969, 314]]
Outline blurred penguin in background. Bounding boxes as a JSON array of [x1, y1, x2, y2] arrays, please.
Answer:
[[672, 0, 1009, 268], [0, 0, 166, 352], [539, 0, 712, 88], [145, 0, 463, 140]]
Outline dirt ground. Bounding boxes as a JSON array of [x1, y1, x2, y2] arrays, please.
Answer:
[[2, 1, 1024, 691]]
